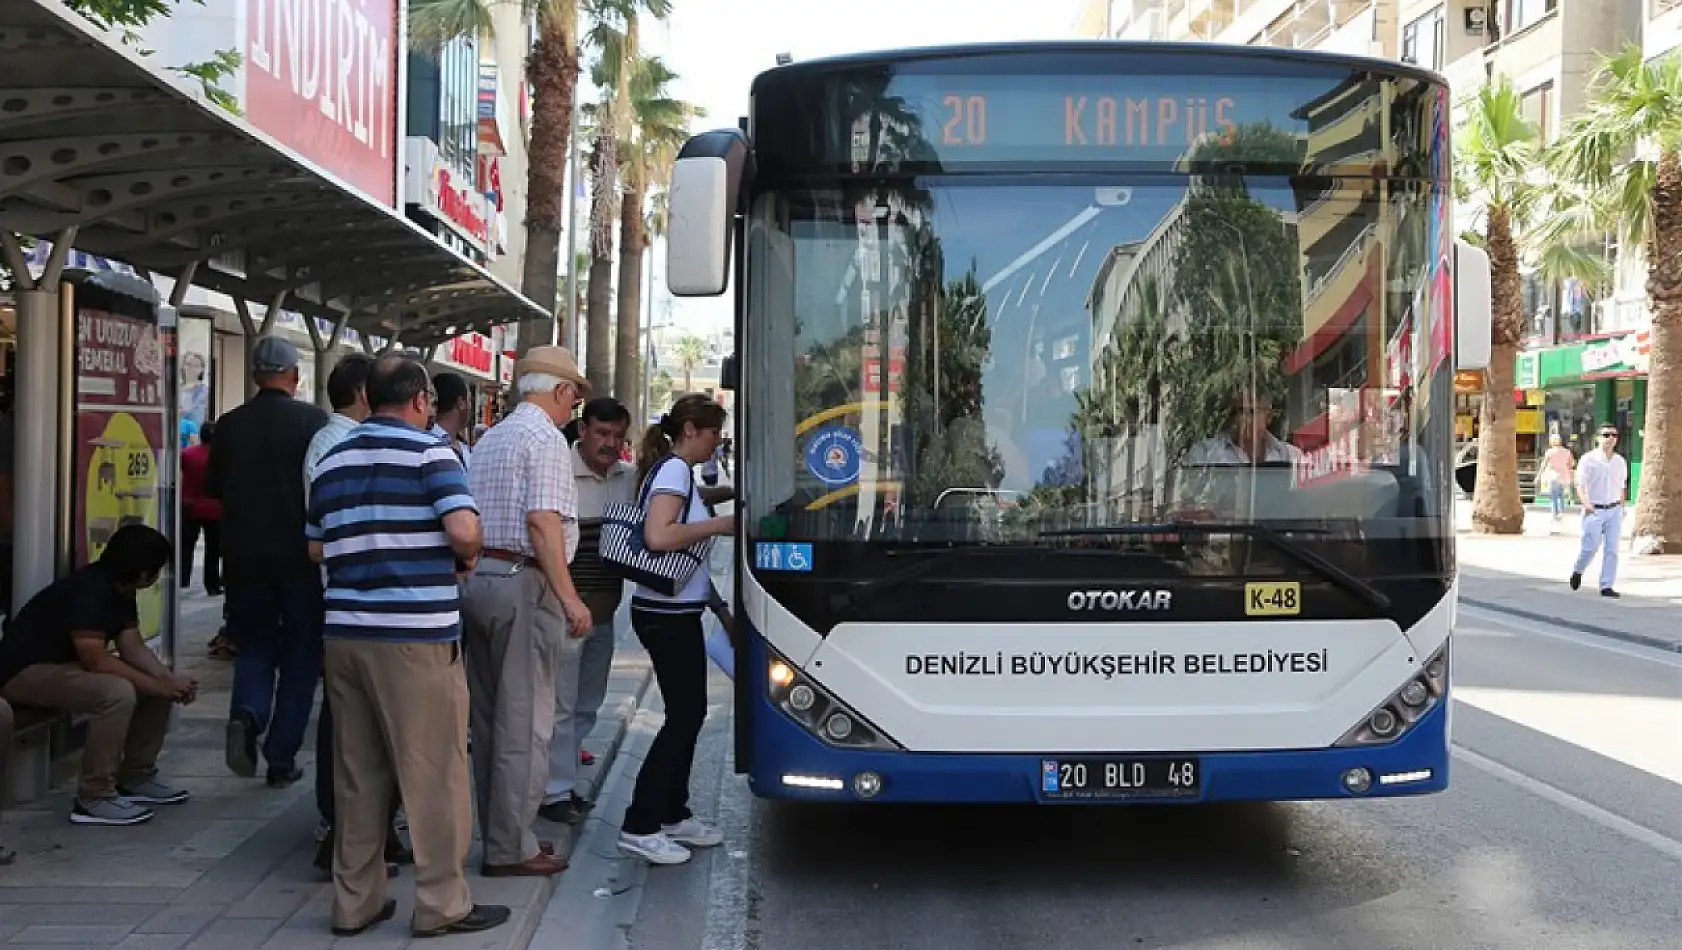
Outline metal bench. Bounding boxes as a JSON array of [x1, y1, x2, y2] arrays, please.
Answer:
[[5, 707, 72, 805]]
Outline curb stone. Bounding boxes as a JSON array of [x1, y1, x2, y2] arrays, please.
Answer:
[[1460, 598, 1682, 654]]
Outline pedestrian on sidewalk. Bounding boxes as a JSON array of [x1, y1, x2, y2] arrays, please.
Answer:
[[1541, 433, 1575, 531], [542, 396, 636, 823], [301, 354, 410, 878], [208, 335, 328, 787], [308, 353, 508, 938], [179, 421, 222, 597], [618, 394, 735, 867], [0, 525, 194, 826], [1570, 423, 1629, 598], [431, 371, 475, 470], [460, 346, 592, 878]]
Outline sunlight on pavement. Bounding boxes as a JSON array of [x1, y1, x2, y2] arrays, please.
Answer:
[[1456, 688, 1682, 785]]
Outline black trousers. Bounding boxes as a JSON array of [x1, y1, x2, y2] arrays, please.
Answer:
[[622, 607, 708, 836], [180, 518, 222, 594]]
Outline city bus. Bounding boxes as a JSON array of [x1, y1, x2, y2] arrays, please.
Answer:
[[664, 41, 1492, 804]]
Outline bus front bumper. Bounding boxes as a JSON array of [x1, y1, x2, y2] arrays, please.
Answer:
[[746, 692, 1449, 805]]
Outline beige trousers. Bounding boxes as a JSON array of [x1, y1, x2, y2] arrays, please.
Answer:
[[323, 639, 473, 933], [1, 664, 170, 801], [460, 562, 576, 866]]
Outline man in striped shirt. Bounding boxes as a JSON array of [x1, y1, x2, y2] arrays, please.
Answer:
[[306, 354, 506, 940]]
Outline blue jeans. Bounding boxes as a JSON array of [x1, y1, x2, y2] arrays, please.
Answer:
[[1550, 483, 1567, 516], [226, 573, 323, 774]]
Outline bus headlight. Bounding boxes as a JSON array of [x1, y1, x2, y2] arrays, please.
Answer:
[[1334, 642, 1449, 747], [766, 653, 900, 751]]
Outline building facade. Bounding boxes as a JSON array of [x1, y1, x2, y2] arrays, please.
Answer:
[[1076, 0, 1668, 501]]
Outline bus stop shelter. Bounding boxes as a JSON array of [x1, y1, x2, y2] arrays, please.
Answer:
[[0, 0, 548, 656]]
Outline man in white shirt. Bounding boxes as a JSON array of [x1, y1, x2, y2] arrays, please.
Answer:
[[539, 397, 636, 824], [1177, 390, 1303, 518], [300, 353, 409, 876], [1570, 423, 1629, 597]]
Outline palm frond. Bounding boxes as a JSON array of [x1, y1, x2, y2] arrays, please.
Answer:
[[407, 0, 496, 52]]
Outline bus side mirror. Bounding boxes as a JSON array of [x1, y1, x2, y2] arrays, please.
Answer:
[[719, 354, 738, 391], [1454, 239, 1492, 371], [666, 128, 751, 297]]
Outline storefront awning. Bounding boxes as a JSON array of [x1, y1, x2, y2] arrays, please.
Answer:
[[0, 0, 547, 348]]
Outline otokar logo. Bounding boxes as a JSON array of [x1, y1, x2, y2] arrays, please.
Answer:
[[1067, 589, 1172, 611]]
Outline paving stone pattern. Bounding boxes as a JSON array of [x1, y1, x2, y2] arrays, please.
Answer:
[[0, 587, 654, 950]]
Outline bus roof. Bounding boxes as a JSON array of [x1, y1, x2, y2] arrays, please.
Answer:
[[751, 41, 1446, 90]]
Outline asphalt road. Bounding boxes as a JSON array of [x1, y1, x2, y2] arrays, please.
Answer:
[[615, 601, 1682, 950]]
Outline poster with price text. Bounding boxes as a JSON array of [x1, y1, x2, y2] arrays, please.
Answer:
[[74, 308, 167, 644]]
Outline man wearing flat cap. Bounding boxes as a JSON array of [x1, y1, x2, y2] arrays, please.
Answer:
[[206, 334, 329, 787], [460, 346, 593, 877]]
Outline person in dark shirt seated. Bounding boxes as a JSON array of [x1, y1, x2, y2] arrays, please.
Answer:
[[0, 524, 196, 826]]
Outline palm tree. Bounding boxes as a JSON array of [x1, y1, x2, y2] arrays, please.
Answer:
[[615, 58, 697, 421], [408, 0, 585, 357], [1551, 45, 1682, 554], [673, 334, 706, 391], [579, 0, 671, 394], [1456, 78, 1544, 536]]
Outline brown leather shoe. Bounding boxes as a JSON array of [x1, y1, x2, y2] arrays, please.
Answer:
[[481, 852, 568, 877]]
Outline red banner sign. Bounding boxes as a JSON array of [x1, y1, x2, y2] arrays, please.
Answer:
[[245, 0, 400, 207]]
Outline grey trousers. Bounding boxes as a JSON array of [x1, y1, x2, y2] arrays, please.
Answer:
[[545, 618, 616, 803], [460, 562, 578, 866]]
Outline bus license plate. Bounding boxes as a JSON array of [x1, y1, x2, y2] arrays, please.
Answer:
[[1039, 757, 1201, 800]]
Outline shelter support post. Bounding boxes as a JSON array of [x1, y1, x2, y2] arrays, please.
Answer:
[[305, 312, 349, 408], [2, 227, 75, 613]]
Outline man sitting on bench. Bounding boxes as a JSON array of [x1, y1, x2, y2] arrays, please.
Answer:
[[0, 524, 196, 826]]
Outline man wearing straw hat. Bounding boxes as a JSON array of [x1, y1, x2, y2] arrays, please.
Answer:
[[460, 346, 593, 877]]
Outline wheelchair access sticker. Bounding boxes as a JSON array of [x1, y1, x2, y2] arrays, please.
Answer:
[[755, 542, 814, 572]]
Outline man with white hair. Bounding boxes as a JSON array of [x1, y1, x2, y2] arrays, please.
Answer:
[[459, 346, 593, 878]]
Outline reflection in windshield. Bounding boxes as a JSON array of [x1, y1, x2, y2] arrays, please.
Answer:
[[743, 69, 1455, 579]]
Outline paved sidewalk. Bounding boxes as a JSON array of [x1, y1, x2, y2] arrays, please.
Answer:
[[0, 587, 654, 950], [1457, 522, 1682, 652]]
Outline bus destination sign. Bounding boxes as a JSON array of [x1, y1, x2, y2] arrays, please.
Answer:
[[833, 73, 1338, 166]]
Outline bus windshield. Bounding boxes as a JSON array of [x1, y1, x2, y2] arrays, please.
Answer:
[[741, 68, 1456, 583]]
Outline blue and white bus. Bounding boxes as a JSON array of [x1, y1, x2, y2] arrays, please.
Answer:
[[664, 42, 1492, 804]]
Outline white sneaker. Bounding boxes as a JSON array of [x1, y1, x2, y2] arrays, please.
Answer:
[[618, 831, 692, 865], [662, 817, 723, 848]]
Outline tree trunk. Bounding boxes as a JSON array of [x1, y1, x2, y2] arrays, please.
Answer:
[[615, 184, 646, 416], [1633, 150, 1682, 554], [517, 15, 580, 357], [585, 247, 614, 395], [1471, 204, 1525, 534]]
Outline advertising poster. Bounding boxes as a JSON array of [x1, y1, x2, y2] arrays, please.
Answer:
[[74, 309, 168, 643], [178, 316, 212, 435]]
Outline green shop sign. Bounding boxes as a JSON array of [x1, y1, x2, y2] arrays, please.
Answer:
[[1578, 331, 1650, 376], [1515, 352, 1539, 389]]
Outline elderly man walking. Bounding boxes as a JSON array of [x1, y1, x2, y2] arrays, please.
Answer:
[[307, 354, 506, 938], [539, 397, 636, 824], [461, 346, 593, 877], [207, 335, 327, 787]]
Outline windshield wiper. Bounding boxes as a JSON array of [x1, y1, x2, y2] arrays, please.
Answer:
[[831, 544, 1142, 611], [1039, 522, 1391, 612]]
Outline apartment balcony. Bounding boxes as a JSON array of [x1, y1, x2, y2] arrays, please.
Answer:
[[1648, 0, 1682, 62], [1253, 0, 1379, 50], [1163, 0, 1238, 39]]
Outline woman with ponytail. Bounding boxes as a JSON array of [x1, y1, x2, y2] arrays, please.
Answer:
[[618, 394, 734, 866]]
